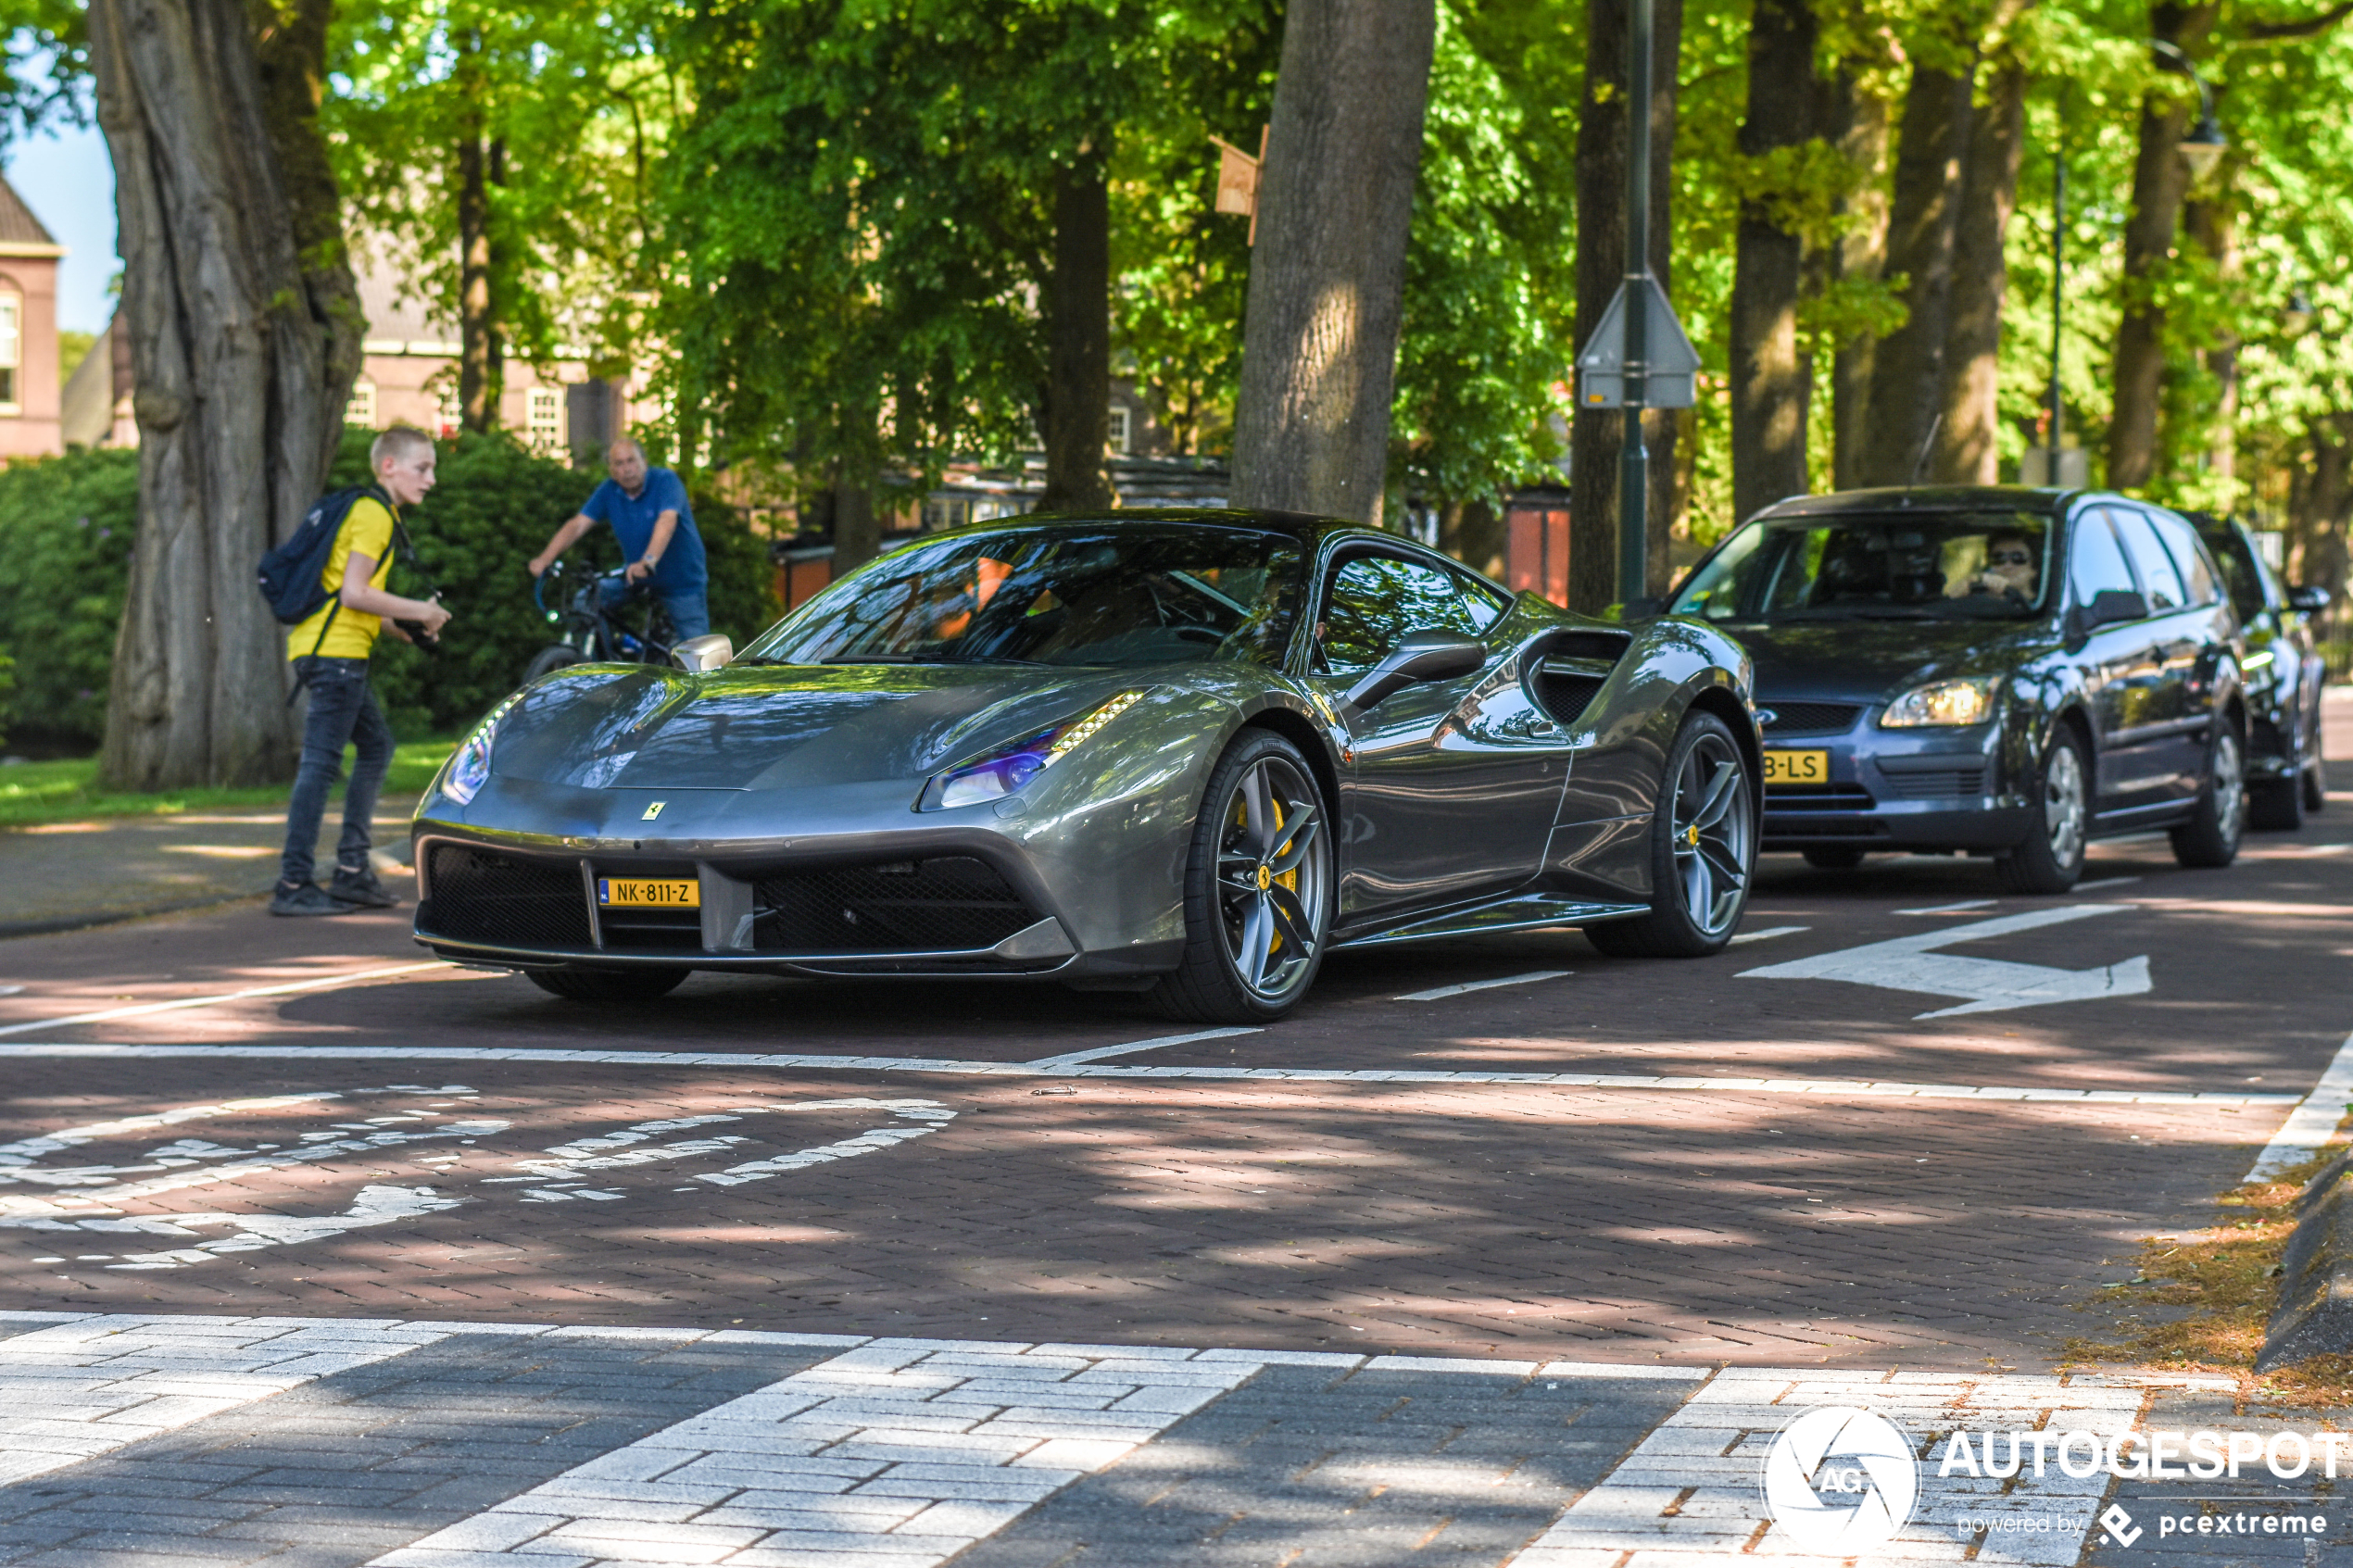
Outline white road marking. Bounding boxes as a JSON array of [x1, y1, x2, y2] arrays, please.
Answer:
[[0, 1312, 450, 1485], [2073, 875, 2143, 890], [2247, 842, 2352, 859], [0, 961, 452, 1039], [0, 1044, 2294, 1107], [1511, 1365, 2159, 1566], [1741, 904, 2150, 1019], [1025, 1028, 1259, 1071], [2246, 1030, 2353, 1182], [1392, 970, 1570, 1002], [1895, 898, 1996, 915], [1726, 925, 1808, 945]]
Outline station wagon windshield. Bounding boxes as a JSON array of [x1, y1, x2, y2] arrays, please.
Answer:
[[739, 524, 1306, 668], [1669, 511, 2055, 623]]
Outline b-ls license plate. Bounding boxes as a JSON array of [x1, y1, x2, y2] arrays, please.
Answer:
[[1762, 749, 1831, 785], [598, 878, 700, 908]]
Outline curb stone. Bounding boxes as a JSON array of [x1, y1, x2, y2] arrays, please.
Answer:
[[2255, 1150, 2353, 1372]]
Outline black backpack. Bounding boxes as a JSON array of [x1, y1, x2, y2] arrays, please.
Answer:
[[258, 485, 421, 696]]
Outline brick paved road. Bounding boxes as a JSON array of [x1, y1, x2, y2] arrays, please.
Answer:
[[0, 705, 2346, 1563]]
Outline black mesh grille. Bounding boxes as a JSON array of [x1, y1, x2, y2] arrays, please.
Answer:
[[422, 844, 593, 948], [753, 858, 1038, 953], [1763, 703, 1861, 734], [1536, 667, 1608, 725], [1764, 818, 1891, 837], [1878, 766, 1986, 800], [1762, 782, 1878, 810]]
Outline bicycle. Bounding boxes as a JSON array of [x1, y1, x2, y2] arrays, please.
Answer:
[[524, 558, 679, 682]]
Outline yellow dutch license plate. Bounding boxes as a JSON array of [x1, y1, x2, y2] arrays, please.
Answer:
[[1763, 749, 1831, 786], [598, 878, 700, 909]]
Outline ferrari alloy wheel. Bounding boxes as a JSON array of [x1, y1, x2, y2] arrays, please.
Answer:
[[2171, 724, 2246, 868], [526, 964, 689, 1003], [1152, 731, 1332, 1022], [1998, 731, 2088, 894], [1584, 711, 1754, 959]]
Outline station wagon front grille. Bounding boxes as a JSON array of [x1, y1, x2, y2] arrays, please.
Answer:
[[1877, 766, 1987, 800], [1762, 783, 1878, 811], [752, 858, 1038, 953], [1762, 703, 1862, 735], [422, 844, 593, 949]]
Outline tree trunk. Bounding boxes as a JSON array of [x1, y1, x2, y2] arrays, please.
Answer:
[[1827, 69, 1890, 492], [2186, 191, 2238, 484], [1857, 60, 1974, 485], [826, 479, 880, 575], [456, 28, 492, 433], [1933, 64, 2027, 484], [2108, 6, 2219, 492], [1230, 0, 1438, 527], [1439, 496, 1507, 578], [1729, 0, 1817, 523], [486, 135, 507, 423], [94, 0, 360, 791], [1037, 150, 1114, 513], [1569, 0, 1682, 612]]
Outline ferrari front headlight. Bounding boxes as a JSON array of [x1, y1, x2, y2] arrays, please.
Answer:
[[918, 689, 1148, 811], [1880, 676, 1998, 728], [440, 691, 524, 805]]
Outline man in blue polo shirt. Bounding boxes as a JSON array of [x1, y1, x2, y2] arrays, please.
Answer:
[[529, 437, 711, 640]]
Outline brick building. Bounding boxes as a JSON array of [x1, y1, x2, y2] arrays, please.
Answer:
[[0, 173, 65, 461]]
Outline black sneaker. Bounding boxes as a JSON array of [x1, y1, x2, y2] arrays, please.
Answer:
[[271, 881, 358, 917], [329, 862, 400, 909]]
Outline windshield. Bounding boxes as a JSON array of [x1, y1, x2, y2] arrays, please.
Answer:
[[740, 523, 1307, 668], [1670, 510, 2055, 623]]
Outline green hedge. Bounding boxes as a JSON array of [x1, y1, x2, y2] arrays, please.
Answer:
[[0, 433, 782, 751], [0, 447, 141, 749]]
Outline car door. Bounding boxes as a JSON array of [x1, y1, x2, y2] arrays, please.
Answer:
[[2146, 508, 2240, 789], [2109, 507, 2208, 800], [1314, 552, 1566, 922], [2067, 507, 2168, 809]]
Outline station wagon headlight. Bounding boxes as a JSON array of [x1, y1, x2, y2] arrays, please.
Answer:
[[1880, 676, 1999, 728], [919, 690, 1148, 811], [440, 691, 525, 805]]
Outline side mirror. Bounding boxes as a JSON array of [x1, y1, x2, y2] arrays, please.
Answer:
[[671, 633, 735, 673], [2071, 588, 2148, 638], [1343, 629, 1487, 711], [2289, 584, 2332, 614]]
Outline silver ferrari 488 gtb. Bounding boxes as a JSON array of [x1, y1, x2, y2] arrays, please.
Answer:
[[412, 510, 1761, 1022]]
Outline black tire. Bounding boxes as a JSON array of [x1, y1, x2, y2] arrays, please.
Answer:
[[2171, 724, 2246, 868], [1149, 731, 1334, 1024], [526, 965, 689, 1003], [2248, 774, 2305, 832], [2305, 754, 2329, 814], [525, 644, 585, 683], [1996, 728, 2090, 895], [1582, 711, 1755, 959], [1802, 847, 1867, 871]]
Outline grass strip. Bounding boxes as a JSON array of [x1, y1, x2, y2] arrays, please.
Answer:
[[0, 740, 456, 829]]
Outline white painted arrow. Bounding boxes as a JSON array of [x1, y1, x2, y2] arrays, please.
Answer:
[[1739, 904, 2151, 1019]]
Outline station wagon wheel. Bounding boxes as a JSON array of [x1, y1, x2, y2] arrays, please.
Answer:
[[1584, 710, 1754, 959], [1152, 732, 1333, 1023], [1996, 728, 2088, 895], [2171, 723, 2246, 869]]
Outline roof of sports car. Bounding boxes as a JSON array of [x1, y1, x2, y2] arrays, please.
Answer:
[[955, 508, 1371, 545], [1757, 486, 2078, 518]]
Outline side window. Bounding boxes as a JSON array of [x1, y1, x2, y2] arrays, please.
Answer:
[[2109, 508, 2186, 611], [2068, 511, 2138, 607], [2147, 511, 2223, 608], [1319, 556, 1489, 673], [1453, 570, 1509, 632]]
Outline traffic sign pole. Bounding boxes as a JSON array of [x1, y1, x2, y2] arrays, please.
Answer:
[[1618, 0, 1654, 608]]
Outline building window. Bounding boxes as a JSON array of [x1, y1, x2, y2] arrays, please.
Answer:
[[345, 378, 377, 429], [1107, 404, 1131, 455], [527, 386, 564, 454], [0, 293, 19, 412]]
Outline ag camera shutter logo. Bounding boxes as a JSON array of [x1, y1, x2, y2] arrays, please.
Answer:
[[1760, 1406, 1919, 1553]]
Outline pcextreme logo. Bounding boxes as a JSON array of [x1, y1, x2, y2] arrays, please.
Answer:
[[1760, 1406, 1920, 1554]]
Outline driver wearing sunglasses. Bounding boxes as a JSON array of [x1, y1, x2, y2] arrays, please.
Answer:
[[1967, 530, 2040, 602]]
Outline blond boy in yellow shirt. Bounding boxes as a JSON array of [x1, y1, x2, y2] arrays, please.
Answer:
[[273, 427, 453, 916]]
